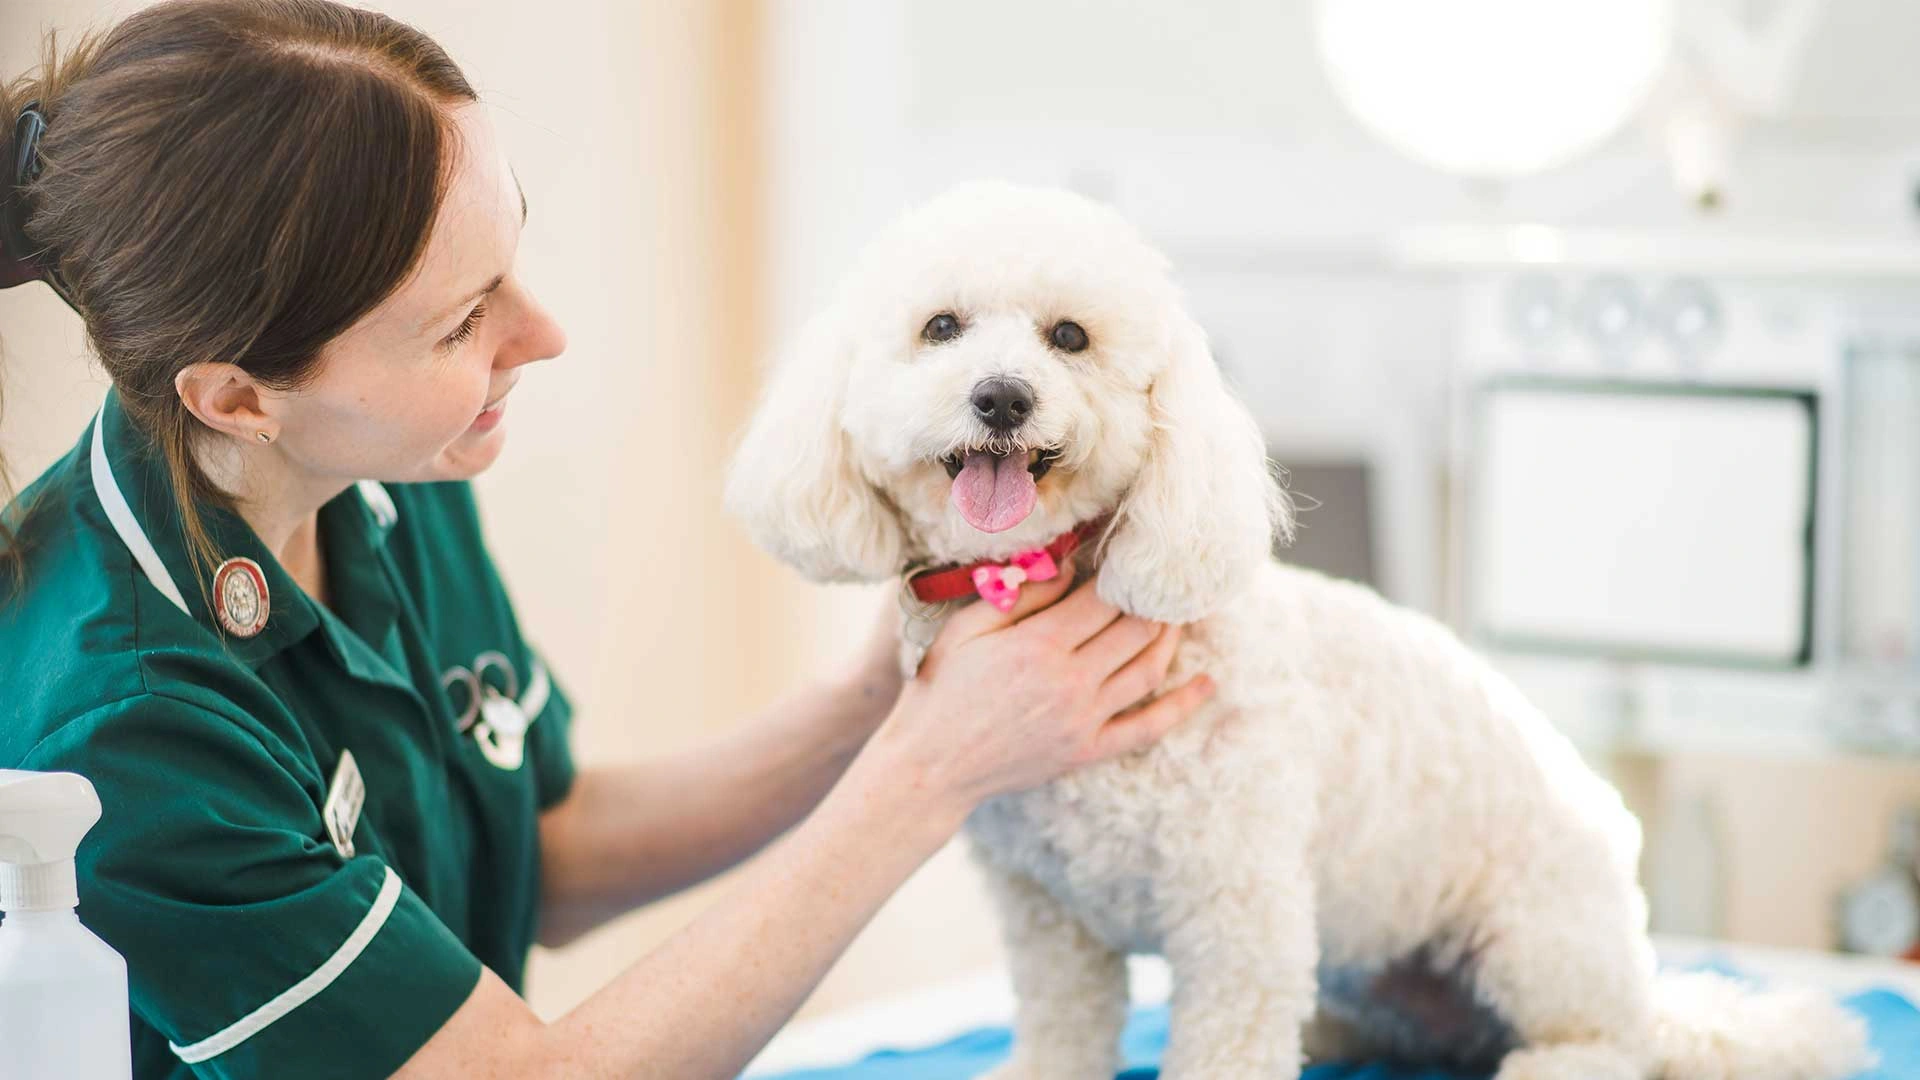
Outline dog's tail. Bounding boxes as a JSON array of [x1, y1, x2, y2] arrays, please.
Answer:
[[1646, 970, 1875, 1079]]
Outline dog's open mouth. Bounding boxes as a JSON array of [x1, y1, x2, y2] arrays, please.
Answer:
[[940, 446, 1061, 534], [939, 447, 1059, 481]]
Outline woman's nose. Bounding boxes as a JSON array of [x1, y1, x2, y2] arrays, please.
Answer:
[[499, 287, 568, 369]]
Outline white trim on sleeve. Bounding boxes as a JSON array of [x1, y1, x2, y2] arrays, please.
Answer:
[[169, 865, 404, 1064]]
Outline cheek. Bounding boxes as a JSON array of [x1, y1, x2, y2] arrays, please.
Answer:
[[365, 364, 485, 436], [1087, 404, 1153, 489], [1025, 365, 1081, 418], [417, 367, 493, 430], [847, 358, 970, 458], [298, 355, 491, 463], [1054, 378, 1151, 490]]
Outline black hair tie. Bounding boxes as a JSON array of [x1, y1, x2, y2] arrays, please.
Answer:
[[1, 101, 75, 308]]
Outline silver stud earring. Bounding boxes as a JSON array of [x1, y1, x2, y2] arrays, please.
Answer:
[[256, 430, 273, 444]]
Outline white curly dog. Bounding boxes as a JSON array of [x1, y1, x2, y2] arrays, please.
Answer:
[[726, 182, 1872, 1080]]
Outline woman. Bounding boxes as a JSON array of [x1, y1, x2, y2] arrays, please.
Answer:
[[0, 2, 1213, 1077]]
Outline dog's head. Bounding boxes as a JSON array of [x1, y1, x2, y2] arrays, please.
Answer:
[[725, 182, 1288, 623]]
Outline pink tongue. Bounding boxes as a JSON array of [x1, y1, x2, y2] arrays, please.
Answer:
[[951, 450, 1037, 533]]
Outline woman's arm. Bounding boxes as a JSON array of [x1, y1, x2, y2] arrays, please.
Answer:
[[536, 671, 893, 946], [404, 748, 963, 1080], [395, 568, 1213, 1080]]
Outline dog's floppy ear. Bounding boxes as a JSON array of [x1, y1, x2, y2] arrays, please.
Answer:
[[1097, 312, 1290, 622], [724, 309, 905, 582]]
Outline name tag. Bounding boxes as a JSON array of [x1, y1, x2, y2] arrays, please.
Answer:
[[323, 750, 365, 859]]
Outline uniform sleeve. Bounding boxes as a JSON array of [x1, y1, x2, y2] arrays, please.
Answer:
[[525, 648, 576, 811], [22, 693, 484, 1080]]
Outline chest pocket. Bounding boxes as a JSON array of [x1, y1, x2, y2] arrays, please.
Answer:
[[439, 649, 550, 770]]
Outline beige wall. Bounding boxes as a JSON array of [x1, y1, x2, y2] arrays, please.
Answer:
[[1646, 754, 1920, 948]]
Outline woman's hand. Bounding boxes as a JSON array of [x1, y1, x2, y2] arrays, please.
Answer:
[[854, 559, 1214, 817]]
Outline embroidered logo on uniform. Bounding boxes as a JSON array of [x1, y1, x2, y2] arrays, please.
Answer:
[[440, 651, 535, 771], [213, 556, 269, 638]]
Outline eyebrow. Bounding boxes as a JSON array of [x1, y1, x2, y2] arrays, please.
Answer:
[[421, 171, 530, 334]]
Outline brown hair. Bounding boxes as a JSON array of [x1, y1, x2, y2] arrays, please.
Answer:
[[0, 0, 477, 589]]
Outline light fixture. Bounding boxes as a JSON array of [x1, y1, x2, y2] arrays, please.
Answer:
[[1316, 0, 1675, 179]]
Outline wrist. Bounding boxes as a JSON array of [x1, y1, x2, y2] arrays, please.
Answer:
[[833, 719, 972, 847]]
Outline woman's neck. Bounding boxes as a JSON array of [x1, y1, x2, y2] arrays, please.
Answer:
[[194, 435, 347, 606]]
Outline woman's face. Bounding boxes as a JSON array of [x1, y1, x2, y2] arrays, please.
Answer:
[[274, 103, 566, 485]]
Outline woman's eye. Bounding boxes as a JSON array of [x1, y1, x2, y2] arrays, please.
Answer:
[[922, 312, 963, 343], [440, 301, 489, 350], [1049, 319, 1089, 353]]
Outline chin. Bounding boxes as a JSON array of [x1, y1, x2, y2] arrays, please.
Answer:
[[431, 427, 507, 481]]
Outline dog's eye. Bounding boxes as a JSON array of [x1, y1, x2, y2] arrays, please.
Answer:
[[922, 312, 963, 344], [1049, 320, 1090, 353]]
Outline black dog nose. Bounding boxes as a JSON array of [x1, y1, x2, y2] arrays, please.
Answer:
[[971, 377, 1035, 432]]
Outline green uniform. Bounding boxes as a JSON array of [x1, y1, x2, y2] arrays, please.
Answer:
[[0, 390, 577, 1078]]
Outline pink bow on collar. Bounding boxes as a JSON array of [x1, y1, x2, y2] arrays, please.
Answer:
[[970, 548, 1060, 612]]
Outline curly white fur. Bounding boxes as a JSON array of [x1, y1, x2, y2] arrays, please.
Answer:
[[726, 182, 1873, 1080]]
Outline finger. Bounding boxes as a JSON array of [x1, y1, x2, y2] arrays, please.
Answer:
[[1075, 615, 1165, 679], [935, 556, 1078, 650], [1087, 676, 1214, 763], [1095, 622, 1182, 716], [1019, 573, 1123, 646]]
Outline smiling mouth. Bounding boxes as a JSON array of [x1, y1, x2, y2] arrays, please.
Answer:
[[940, 446, 1060, 481], [942, 444, 1061, 533]]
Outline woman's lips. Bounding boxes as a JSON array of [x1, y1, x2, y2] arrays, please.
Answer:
[[470, 393, 508, 432]]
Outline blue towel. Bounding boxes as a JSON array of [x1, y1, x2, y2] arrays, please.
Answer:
[[760, 986, 1920, 1080]]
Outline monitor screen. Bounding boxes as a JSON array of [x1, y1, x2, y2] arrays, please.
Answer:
[[1470, 379, 1817, 666]]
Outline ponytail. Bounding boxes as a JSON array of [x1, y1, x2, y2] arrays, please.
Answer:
[[0, 29, 102, 588]]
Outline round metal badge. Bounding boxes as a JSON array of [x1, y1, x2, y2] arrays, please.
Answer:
[[213, 556, 270, 638]]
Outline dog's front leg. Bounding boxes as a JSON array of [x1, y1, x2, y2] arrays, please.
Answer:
[[975, 865, 1128, 1080], [1156, 810, 1319, 1080]]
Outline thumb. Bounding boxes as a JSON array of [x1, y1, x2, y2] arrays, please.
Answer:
[[936, 556, 1077, 651]]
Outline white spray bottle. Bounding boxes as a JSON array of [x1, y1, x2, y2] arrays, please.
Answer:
[[0, 769, 132, 1079]]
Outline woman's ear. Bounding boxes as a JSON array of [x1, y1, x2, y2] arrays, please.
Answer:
[[175, 363, 274, 443], [724, 309, 905, 583], [1096, 312, 1290, 622]]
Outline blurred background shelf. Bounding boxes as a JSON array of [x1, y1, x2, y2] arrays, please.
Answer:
[[1168, 226, 1920, 280], [1392, 223, 1920, 278]]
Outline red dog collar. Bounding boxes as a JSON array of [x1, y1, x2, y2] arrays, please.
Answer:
[[906, 516, 1110, 606]]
